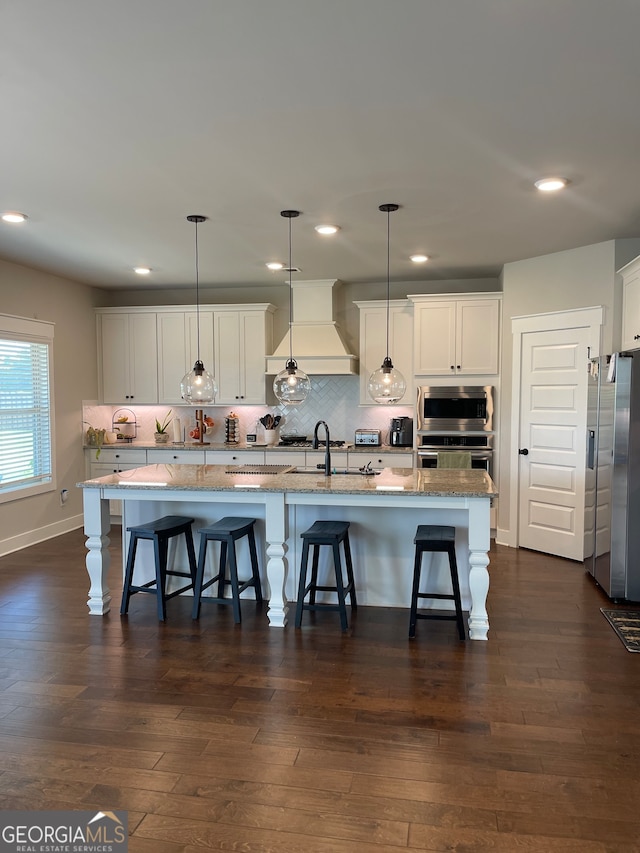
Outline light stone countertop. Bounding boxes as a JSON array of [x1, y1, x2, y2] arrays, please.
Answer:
[[84, 441, 414, 453], [78, 463, 497, 499]]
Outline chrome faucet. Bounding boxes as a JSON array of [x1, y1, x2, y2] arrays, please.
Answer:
[[312, 420, 331, 476]]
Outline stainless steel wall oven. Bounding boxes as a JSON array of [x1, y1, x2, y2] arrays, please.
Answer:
[[417, 433, 494, 476], [416, 385, 494, 432]]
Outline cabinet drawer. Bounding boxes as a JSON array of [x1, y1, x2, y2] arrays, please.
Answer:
[[206, 450, 266, 464], [265, 450, 306, 466], [96, 448, 147, 465], [349, 452, 413, 469], [306, 450, 348, 469], [147, 449, 206, 464], [90, 462, 143, 476]]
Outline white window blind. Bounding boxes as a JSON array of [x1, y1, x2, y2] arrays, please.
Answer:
[[0, 315, 54, 501]]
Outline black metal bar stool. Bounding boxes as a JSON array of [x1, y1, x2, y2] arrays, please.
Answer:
[[191, 517, 262, 623], [120, 515, 197, 621], [409, 525, 465, 640], [295, 520, 357, 631]]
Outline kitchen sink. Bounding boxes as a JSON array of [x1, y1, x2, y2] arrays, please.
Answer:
[[292, 466, 380, 476]]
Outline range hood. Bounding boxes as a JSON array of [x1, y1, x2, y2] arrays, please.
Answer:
[[266, 279, 357, 375]]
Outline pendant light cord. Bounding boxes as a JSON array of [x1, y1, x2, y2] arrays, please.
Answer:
[[288, 213, 293, 364], [195, 218, 201, 363], [378, 203, 399, 364], [385, 207, 390, 360]]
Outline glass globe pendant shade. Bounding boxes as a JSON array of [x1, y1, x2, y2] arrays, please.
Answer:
[[367, 356, 406, 404], [273, 358, 311, 405], [181, 360, 218, 404]]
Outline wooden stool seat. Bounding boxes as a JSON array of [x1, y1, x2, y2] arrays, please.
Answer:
[[192, 517, 262, 623], [409, 524, 465, 640], [120, 515, 197, 621], [295, 520, 357, 632]]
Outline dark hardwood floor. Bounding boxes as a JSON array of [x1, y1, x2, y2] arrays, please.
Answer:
[[0, 528, 639, 852]]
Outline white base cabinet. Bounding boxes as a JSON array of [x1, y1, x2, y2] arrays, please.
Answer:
[[86, 448, 148, 519]]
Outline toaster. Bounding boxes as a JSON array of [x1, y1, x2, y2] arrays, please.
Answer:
[[355, 428, 382, 446]]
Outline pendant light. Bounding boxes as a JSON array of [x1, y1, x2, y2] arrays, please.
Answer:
[[367, 203, 407, 404], [180, 215, 218, 404], [273, 209, 311, 405]]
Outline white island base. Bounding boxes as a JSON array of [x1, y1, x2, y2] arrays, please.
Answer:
[[80, 465, 494, 640]]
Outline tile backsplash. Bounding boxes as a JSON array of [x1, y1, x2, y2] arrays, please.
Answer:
[[83, 375, 414, 445]]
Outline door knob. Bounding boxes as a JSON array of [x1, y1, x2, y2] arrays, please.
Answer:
[[518, 448, 529, 455]]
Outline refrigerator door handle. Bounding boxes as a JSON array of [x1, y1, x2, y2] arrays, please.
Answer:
[[587, 429, 596, 469]]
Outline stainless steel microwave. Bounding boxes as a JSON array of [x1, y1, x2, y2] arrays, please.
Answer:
[[416, 385, 494, 432]]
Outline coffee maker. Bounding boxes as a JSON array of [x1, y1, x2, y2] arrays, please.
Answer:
[[390, 416, 413, 447]]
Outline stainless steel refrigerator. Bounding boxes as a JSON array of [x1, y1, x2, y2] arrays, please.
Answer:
[[584, 353, 640, 600]]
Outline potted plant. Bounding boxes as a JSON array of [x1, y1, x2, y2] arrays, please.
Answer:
[[154, 410, 173, 444], [84, 422, 106, 459]]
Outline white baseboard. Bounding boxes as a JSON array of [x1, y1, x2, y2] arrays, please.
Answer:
[[0, 514, 84, 558]]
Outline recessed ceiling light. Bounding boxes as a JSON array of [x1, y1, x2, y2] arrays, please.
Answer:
[[315, 224, 340, 235], [410, 254, 429, 263], [134, 267, 151, 275], [2, 212, 28, 223], [534, 177, 569, 192], [266, 262, 284, 270]]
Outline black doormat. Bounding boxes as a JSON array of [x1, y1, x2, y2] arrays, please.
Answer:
[[601, 609, 640, 653]]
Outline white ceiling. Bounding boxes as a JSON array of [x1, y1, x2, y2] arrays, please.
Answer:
[[3, 0, 640, 290]]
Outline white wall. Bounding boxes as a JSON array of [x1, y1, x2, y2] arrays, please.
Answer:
[[496, 238, 640, 545], [0, 259, 102, 555]]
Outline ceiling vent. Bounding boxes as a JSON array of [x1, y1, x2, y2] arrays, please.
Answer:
[[266, 279, 357, 375]]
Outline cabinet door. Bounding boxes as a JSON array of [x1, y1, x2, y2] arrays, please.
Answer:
[[214, 311, 242, 404], [241, 311, 268, 403], [359, 302, 413, 403], [457, 299, 500, 374], [157, 313, 188, 404], [622, 267, 640, 350], [100, 313, 130, 403], [100, 312, 157, 403], [186, 310, 215, 390], [414, 301, 456, 375], [214, 310, 268, 404]]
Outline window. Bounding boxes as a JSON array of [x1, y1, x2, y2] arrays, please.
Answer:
[[0, 314, 55, 503]]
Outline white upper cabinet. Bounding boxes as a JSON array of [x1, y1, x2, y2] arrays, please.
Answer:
[[355, 300, 413, 404], [98, 311, 158, 403], [98, 304, 273, 406], [213, 306, 274, 404], [410, 294, 501, 376], [157, 310, 215, 405], [620, 256, 640, 351]]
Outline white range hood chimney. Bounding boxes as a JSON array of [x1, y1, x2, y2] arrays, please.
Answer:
[[266, 279, 357, 375]]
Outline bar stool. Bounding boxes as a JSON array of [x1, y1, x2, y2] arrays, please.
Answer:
[[120, 515, 197, 621], [409, 525, 465, 640], [191, 517, 262, 623], [295, 520, 356, 631]]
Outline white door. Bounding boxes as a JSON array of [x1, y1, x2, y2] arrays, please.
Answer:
[[517, 326, 590, 560]]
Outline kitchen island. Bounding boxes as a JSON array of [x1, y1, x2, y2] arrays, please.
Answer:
[[79, 464, 497, 640]]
